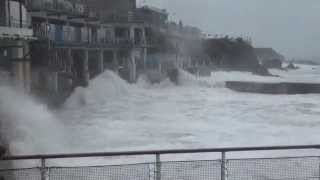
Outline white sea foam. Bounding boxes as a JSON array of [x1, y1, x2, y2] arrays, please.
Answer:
[[65, 71, 131, 108], [0, 86, 67, 156], [1, 65, 320, 167]]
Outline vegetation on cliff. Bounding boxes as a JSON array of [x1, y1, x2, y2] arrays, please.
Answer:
[[203, 37, 270, 76]]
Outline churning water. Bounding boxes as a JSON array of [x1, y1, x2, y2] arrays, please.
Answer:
[[1, 65, 320, 158]]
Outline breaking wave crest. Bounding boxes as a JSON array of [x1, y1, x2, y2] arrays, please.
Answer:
[[65, 71, 131, 108], [0, 86, 66, 156], [176, 69, 227, 88]]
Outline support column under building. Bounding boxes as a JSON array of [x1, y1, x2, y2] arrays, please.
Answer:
[[49, 49, 59, 93], [66, 48, 73, 87], [141, 27, 146, 45], [113, 50, 119, 73], [11, 41, 31, 92], [143, 48, 147, 71], [51, 72, 59, 93], [83, 50, 89, 86], [109, 26, 116, 42], [12, 59, 24, 90], [23, 43, 31, 92], [23, 59, 31, 92], [67, 48, 73, 73], [129, 50, 137, 83], [98, 50, 104, 74], [130, 27, 135, 42]]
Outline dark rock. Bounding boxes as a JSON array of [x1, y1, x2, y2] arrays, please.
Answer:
[[262, 59, 283, 69], [252, 65, 272, 76], [286, 63, 299, 70]]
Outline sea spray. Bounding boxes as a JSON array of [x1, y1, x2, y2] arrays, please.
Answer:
[[137, 74, 175, 89], [1, 66, 319, 168], [0, 86, 67, 156], [176, 69, 225, 88], [65, 71, 131, 108], [176, 69, 199, 86]]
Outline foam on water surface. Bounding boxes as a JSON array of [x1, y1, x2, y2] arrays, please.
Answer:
[[1, 66, 320, 165], [0, 86, 67, 155]]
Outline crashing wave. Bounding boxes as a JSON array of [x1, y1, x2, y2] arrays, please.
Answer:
[[65, 71, 131, 108]]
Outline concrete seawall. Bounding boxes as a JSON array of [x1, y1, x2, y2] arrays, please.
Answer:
[[226, 81, 320, 94]]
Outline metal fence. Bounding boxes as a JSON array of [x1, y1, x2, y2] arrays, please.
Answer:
[[0, 18, 30, 28], [1, 145, 320, 180]]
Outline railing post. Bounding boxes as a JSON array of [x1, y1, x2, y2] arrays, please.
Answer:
[[318, 157, 320, 180], [155, 153, 161, 180], [221, 152, 226, 180], [40, 159, 46, 180]]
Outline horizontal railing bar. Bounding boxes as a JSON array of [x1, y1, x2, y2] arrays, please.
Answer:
[[227, 155, 320, 161], [2, 144, 320, 161]]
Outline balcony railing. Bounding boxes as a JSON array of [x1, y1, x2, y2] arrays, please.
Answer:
[[31, 24, 152, 48], [1, 145, 320, 180], [0, 18, 33, 39], [0, 17, 30, 28], [26, 0, 88, 17]]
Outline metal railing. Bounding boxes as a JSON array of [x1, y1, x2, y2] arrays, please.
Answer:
[[31, 23, 153, 48], [1, 145, 320, 180], [26, 0, 88, 17], [0, 18, 31, 28]]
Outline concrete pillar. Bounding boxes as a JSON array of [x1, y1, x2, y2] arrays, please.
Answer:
[[66, 20, 70, 42], [11, 42, 24, 90], [83, 50, 89, 86], [130, 50, 136, 83], [51, 72, 59, 93], [12, 61, 24, 90], [110, 26, 116, 42], [130, 26, 135, 42], [66, 48, 73, 87], [10, 42, 32, 93], [143, 48, 147, 70], [98, 50, 104, 73], [113, 50, 119, 73], [5, 0, 10, 26], [141, 27, 146, 44], [23, 61, 31, 92], [23, 43, 31, 92], [67, 48, 72, 73]]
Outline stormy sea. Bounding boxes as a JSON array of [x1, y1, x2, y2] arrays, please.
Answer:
[[1, 64, 320, 167]]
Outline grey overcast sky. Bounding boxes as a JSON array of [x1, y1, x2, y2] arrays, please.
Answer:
[[137, 0, 320, 59]]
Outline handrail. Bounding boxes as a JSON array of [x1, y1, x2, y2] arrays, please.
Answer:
[[2, 144, 320, 161], [0, 18, 30, 28]]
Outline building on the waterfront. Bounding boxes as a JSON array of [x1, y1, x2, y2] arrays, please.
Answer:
[[0, 0, 34, 91], [1, 0, 205, 104], [88, 0, 137, 20]]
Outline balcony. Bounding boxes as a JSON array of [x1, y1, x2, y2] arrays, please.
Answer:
[[26, 0, 88, 17], [0, 18, 34, 40]]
